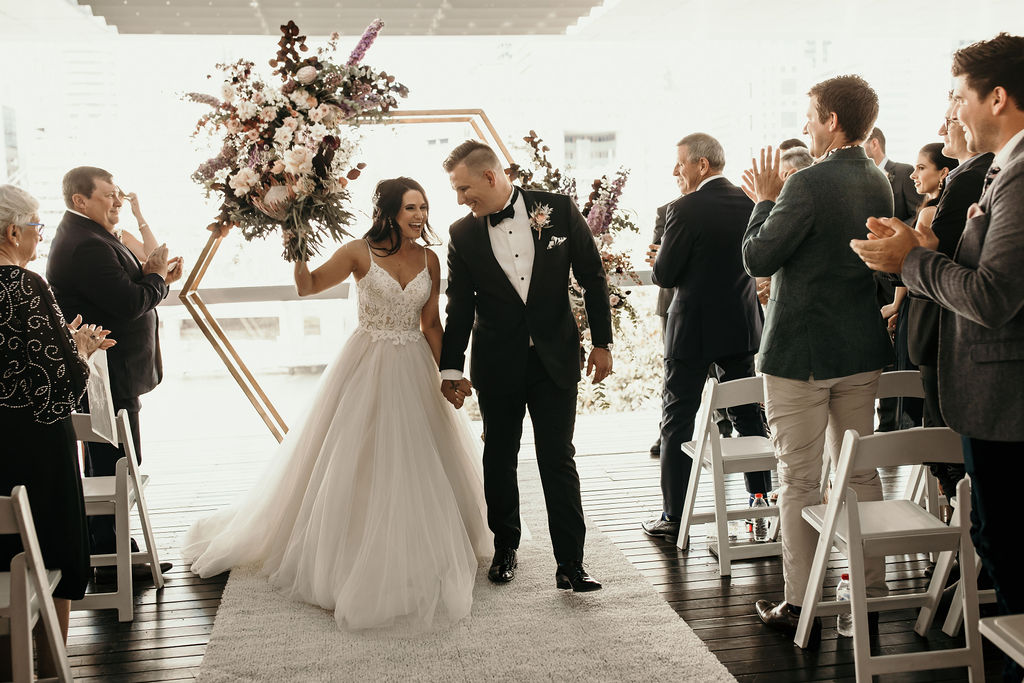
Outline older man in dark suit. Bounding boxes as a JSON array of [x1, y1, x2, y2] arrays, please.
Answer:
[[46, 166, 181, 569], [744, 76, 894, 641], [641, 133, 767, 541], [853, 34, 1024, 679]]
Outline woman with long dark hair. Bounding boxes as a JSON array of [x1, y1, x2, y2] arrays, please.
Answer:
[[184, 177, 490, 630]]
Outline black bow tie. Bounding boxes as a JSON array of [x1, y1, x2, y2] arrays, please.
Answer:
[[487, 189, 519, 227]]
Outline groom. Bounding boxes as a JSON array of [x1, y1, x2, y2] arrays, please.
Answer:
[[439, 140, 613, 592]]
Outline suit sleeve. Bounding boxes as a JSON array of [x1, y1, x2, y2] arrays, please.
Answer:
[[902, 164, 1024, 329], [652, 201, 693, 288], [742, 172, 815, 277], [69, 239, 168, 322], [568, 197, 612, 347], [651, 205, 666, 245], [439, 229, 475, 374]]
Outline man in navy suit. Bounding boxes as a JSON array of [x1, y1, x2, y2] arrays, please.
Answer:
[[47, 166, 181, 571], [641, 133, 768, 541], [439, 141, 612, 592]]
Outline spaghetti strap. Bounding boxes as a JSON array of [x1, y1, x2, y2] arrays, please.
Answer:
[[364, 238, 375, 264], [423, 246, 428, 269]]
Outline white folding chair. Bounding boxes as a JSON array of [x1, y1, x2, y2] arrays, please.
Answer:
[[795, 428, 984, 682], [980, 614, 1024, 670], [675, 377, 781, 576], [0, 486, 73, 682], [71, 410, 164, 621], [942, 550, 998, 637]]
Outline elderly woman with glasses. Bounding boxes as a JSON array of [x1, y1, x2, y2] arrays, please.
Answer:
[[0, 184, 115, 673]]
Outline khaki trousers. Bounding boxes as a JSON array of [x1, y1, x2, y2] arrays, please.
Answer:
[[763, 370, 888, 605]]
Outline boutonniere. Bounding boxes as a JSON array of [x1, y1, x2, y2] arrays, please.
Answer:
[[528, 204, 553, 238], [886, 170, 895, 183]]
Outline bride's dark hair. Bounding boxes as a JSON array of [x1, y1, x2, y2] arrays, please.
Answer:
[[362, 177, 438, 256]]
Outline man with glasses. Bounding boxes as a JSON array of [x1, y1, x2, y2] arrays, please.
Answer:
[[46, 166, 181, 579]]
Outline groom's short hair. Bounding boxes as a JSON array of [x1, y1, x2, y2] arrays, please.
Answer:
[[443, 140, 502, 174]]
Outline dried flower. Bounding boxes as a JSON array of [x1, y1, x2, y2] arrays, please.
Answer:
[[295, 65, 318, 84]]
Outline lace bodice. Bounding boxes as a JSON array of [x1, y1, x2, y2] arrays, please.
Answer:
[[356, 255, 430, 345]]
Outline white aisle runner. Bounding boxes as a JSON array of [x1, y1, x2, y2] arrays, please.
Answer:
[[196, 460, 734, 682]]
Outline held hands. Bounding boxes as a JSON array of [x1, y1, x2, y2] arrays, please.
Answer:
[[441, 378, 473, 409], [850, 217, 934, 273], [586, 347, 613, 384], [743, 146, 785, 204], [645, 243, 660, 268], [67, 314, 116, 358]]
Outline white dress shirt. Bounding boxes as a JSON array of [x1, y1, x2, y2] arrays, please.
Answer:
[[440, 187, 535, 382], [990, 127, 1024, 172], [694, 174, 724, 192]]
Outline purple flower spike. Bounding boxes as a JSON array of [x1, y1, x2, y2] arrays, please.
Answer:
[[347, 18, 385, 66]]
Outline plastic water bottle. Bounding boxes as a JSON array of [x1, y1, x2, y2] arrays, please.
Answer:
[[752, 493, 770, 542], [836, 573, 854, 637]]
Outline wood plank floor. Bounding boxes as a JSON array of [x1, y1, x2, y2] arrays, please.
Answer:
[[64, 409, 1005, 681]]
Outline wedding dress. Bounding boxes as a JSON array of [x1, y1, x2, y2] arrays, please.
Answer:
[[183, 243, 491, 630]]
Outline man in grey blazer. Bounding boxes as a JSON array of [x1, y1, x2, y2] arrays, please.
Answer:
[[852, 35, 1024, 677], [743, 75, 894, 642]]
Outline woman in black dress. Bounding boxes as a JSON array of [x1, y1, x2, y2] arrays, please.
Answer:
[[0, 184, 114, 670]]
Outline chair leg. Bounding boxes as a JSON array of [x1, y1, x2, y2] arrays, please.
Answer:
[[795, 506, 839, 648], [677, 440, 707, 551], [955, 477, 986, 682], [135, 486, 165, 589], [10, 557, 33, 683], [711, 454, 732, 576], [844, 490, 873, 683], [115, 461, 133, 622], [914, 548, 956, 635]]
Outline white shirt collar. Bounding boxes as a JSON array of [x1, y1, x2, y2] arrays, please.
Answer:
[[991, 127, 1024, 171], [876, 155, 889, 169], [68, 209, 91, 220], [695, 174, 724, 192]]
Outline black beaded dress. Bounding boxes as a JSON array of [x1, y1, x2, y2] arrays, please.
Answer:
[[0, 265, 91, 600]]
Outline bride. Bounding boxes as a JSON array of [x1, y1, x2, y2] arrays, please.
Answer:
[[183, 177, 491, 630]]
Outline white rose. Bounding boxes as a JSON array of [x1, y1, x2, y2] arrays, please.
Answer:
[[295, 65, 318, 85], [273, 127, 293, 145], [235, 101, 259, 120], [283, 146, 314, 176], [288, 89, 311, 110], [260, 106, 277, 122], [220, 83, 236, 101], [225, 118, 242, 134], [609, 294, 620, 306], [308, 106, 324, 123], [228, 167, 260, 197], [308, 123, 329, 140], [283, 116, 300, 130]]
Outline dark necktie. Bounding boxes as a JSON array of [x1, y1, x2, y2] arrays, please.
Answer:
[[982, 164, 1001, 194], [487, 188, 519, 227]]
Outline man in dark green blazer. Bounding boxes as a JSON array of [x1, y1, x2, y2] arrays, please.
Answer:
[[742, 75, 894, 642]]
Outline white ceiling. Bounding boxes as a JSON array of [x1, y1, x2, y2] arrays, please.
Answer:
[[68, 0, 605, 35]]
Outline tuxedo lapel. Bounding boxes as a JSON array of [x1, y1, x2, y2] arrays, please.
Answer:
[[522, 189, 550, 304]]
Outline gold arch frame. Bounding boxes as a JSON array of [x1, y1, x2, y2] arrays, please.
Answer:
[[179, 109, 514, 442]]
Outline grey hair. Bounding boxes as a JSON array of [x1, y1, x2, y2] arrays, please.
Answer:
[[0, 184, 40, 231], [676, 133, 726, 171], [781, 148, 814, 172]]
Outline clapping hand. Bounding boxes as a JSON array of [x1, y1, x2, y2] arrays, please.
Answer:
[[165, 256, 184, 285], [743, 146, 785, 204], [67, 314, 116, 358], [645, 243, 660, 268], [850, 217, 933, 273], [441, 378, 473, 409]]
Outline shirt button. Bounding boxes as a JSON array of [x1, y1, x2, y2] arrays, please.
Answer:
[[514, 254, 519, 257], [508, 230, 512, 234], [520, 277, 525, 281]]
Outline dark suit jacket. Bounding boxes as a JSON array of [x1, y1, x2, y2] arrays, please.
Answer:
[[46, 211, 168, 400], [651, 202, 674, 318], [743, 147, 894, 380], [440, 188, 612, 394], [884, 159, 923, 222], [906, 152, 993, 365], [903, 137, 1024, 441], [652, 178, 762, 361]]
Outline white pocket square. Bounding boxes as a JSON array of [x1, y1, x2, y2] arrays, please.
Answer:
[[547, 236, 566, 250]]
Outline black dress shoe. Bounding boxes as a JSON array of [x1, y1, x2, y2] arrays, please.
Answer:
[[641, 517, 680, 540], [755, 600, 821, 648], [488, 548, 517, 583], [555, 561, 602, 592], [95, 561, 173, 583]]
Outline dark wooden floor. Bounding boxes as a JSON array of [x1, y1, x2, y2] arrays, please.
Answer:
[[64, 410, 1005, 681]]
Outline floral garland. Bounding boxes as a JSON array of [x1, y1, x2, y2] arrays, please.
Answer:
[[186, 20, 408, 262], [509, 131, 641, 337]]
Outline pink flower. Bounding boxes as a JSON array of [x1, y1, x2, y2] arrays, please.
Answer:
[[283, 146, 314, 175], [609, 294, 620, 306]]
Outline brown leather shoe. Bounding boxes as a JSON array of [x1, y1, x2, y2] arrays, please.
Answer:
[[755, 600, 821, 648]]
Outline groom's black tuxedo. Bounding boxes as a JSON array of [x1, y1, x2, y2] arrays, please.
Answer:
[[441, 187, 612, 564]]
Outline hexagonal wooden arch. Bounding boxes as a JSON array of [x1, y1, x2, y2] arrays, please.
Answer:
[[179, 109, 514, 442]]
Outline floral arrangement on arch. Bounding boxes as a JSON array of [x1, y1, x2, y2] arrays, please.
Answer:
[[509, 131, 641, 337], [186, 19, 408, 262]]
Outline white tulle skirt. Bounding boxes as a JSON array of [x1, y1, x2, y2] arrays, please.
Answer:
[[182, 328, 492, 630]]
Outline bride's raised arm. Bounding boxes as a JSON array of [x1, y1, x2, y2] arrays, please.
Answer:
[[420, 248, 443, 365], [293, 239, 367, 297]]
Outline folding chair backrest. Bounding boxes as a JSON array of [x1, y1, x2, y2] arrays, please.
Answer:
[[876, 370, 926, 400], [833, 428, 963, 502], [710, 375, 765, 411], [0, 493, 17, 535], [72, 409, 144, 487], [690, 378, 717, 456]]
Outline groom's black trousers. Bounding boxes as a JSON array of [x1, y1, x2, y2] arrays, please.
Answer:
[[476, 347, 586, 564]]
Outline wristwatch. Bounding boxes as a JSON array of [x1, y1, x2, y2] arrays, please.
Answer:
[[594, 343, 613, 351]]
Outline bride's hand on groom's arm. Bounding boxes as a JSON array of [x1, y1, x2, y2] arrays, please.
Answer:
[[586, 348, 613, 384], [440, 379, 472, 409]]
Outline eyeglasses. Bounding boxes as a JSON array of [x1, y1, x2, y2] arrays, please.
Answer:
[[25, 222, 45, 239]]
